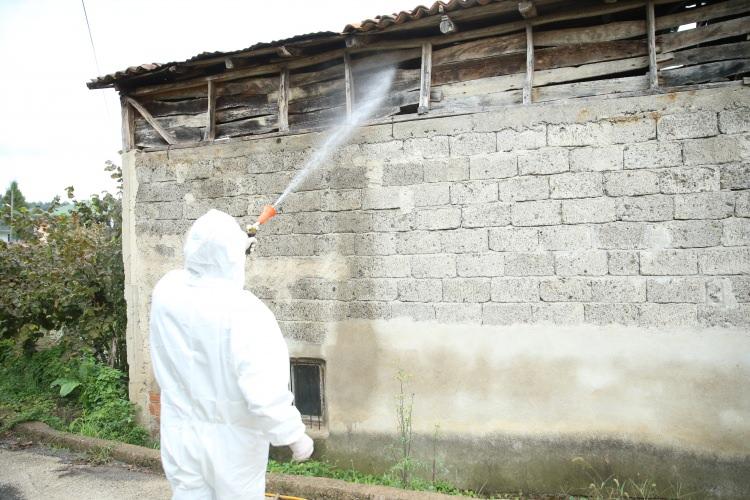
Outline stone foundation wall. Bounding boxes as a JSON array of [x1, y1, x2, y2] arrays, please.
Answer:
[[122, 84, 750, 497]]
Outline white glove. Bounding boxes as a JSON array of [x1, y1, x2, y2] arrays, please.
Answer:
[[289, 434, 314, 462]]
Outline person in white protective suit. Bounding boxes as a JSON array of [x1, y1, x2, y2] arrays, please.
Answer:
[[149, 209, 313, 500]]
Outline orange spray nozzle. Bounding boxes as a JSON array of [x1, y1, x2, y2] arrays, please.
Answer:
[[256, 204, 277, 225]]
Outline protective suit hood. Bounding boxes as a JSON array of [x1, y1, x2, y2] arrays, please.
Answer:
[[183, 209, 249, 289]]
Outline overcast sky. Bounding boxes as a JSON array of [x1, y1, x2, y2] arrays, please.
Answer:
[[0, 0, 408, 202]]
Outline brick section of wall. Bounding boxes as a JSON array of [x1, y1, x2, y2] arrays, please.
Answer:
[[148, 391, 161, 421], [133, 88, 750, 340]]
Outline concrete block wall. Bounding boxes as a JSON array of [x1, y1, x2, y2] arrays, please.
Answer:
[[123, 85, 750, 496]]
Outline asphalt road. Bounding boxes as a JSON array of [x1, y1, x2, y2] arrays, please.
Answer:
[[0, 436, 172, 500]]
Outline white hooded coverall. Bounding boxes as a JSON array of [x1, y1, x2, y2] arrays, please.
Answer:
[[150, 209, 308, 499]]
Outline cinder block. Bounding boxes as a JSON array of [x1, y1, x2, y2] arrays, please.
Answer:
[[414, 183, 450, 207], [404, 136, 450, 159], [604, 170, 659, 197], [640, 249, 697, 275], [730, 276, 750, 302], [531, 303, 584, 324], [314, 233, 356, 256], [443, 278, 492, 302], [591, 277, 646, 302], [518, 148, 569, 175], [442, 228, 489, 253], [462, 203, 511, 228], [595, 222, 648, 249], [457, 253, 505, 277], [411, 254, 457, 278], [362, 186, 406, 210], [498, 176, 549, 202], [282, 191, 322, 213], [550, 172, 603, 199], [290, 212, 331, 234], [698, 304, 750, 328], [371, 210, 416, 232], [657, 111, 718, 140], [675, 192, 735, 220], [548, 121, 610, 147], [540, 277, 592, 301], [345, 278, 398, 301], [611, 116, 656, 143], [647, 277, 705, 303], [737, 191, 750, 217], [555, 251, 608, 276], [482, 303, 532, 324], [585, 304, 640, 325], [272, 300, 348, 322], [495, 124, 547, 151], [683, 135, 741, 165], [720, 164, 750, 190], [570, 145, 624, 172], [355, 232, 397, 255], [136, 201, 183, 221], [512, 200, 562, 226], [562, 198, 617, 224], [326, 166, 371, 190], [666, 220, 722, 248], [638, 303, 697, 327], [415, 207, 462, 230], [348, 302, 391, 320], [491, 277, 540, 302], [175, 160, 214, 182], [723, 217, 750, 246], [383, 162, 424, 186], [698, 247, 750, 275], [423, 158, 470, 182], [608, 251, 639, 275], [436, 303, 482, 323], [505, 252, 554, 276], [450, 181, 498, 204], [137, 182, 184, 202], [396, 231, 442, 254], [255, 171, 295, 194], [391, 302, 436, 321], [287, 278, 344, 300], [321, 189, 361, 212], [347, 256, 410, 278], [360, 140, 404, 159], [539, 225, 593, 251], [489, 227, 539, 252], [258, 234, 317, 257], [278, 322, 327, 344], [393, 114, 473, 138], [449, 132, 496, 157], [617, 195, 674, 222], [718, 108, 750, 134], [469, 152, 517, 180], [659, 167, 719, 194], [624, 141, 682, 169]]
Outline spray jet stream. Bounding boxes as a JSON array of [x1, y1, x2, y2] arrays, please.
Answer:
[[246, 67, 396, 241]]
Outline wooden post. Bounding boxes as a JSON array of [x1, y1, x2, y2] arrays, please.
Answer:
[[344, 52, 354, 118], [523, 24, 535, 104], [418, 42, 432, 115], [120, 97, 134, 151], [646, 0, 659, 89], [278, 67, 289, 132], [125, 96, 177, 145], [205, 80, 216, 141]]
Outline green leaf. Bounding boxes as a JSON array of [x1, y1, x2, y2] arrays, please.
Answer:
[[51, 378, 81, 397]]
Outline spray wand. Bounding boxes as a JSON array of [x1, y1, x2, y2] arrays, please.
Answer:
[[246, 204, 277, 248]]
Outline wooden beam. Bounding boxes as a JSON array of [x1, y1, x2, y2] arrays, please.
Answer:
[[205, 80, 216, 141], [523, 24, 534, 104], [125, 96, 178, 145], [278, 67, 289, 132], [120, 97, 134, 151], [344, 52, 354, 118], [518, 1, 537, 19], [658, 16, 750, 53], [646, 0, 658, 90], [418, 42, 432, 114]]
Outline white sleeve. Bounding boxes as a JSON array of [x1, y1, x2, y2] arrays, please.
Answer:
[[228, 307, 306, 447]]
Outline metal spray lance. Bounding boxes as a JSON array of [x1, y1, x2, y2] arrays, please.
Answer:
[[245, 204, 277, 254]]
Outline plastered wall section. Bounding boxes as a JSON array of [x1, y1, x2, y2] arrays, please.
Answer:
[[122, 85, 750, 473]]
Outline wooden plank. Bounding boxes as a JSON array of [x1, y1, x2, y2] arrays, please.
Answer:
[[125, 97, 179, 145], [216, 103, 278, 124], [291, 63, 344, 87], [289, 91, 345, 114], [647, 0, 658, 90], [658, 16, 750, 53], [351, 48, 422, 73], [344, 52, 354, 118], [535, 19, 646, 46], [656, 0, 750, 30], [432, 33, 526, 66], [205, 80, 216, 141], [524, 25, 534, 104], [134, 120, 203, 145], [120, 98, 134, 151], [418, 42, 432, 114], [534, 75, 649, 102], [278, 67, 289, 132], [659, 41, 750, 69], [216, 115, 276, 138], [660, 58, 750, 86], [219, 76, 277, 96], [289, 105, 346, 130]]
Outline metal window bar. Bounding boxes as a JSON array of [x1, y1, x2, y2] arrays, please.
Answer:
[[289, 359, 325, 429]]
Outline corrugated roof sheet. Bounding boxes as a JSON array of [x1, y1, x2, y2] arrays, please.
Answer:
[[89, 0, 503, 88]]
